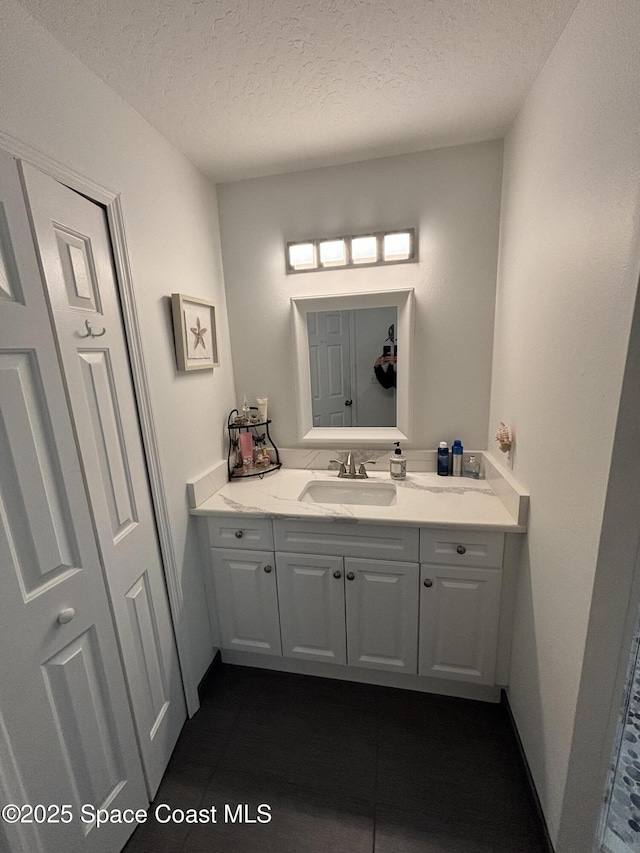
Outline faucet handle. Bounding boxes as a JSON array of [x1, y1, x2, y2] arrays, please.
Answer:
[[330, 459, 347, 474], [358, 460, 376, 476]]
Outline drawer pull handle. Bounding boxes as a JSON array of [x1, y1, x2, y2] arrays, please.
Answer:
[[456, 545, 466, 555], [333, 570, 342, 579], [235, 530, 244, 539], [346, 572, 355, 581], [264, 565, 272, 573], [423, 579, 433, 588]]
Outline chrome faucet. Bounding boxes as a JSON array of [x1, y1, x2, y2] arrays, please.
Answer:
[[330, 453, 376, 479]]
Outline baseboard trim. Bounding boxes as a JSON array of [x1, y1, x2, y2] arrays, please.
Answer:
[[219, 650, 502, 703], [196, 650, 222, 709], [501, 690, 556, 853]]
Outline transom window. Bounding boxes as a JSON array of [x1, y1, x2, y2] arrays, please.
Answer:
[[286, 229, 415, 273]]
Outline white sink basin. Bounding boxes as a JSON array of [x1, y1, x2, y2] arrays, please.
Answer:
[[298, 480, 397, 506]]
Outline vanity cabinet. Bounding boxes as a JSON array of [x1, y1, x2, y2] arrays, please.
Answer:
[[204, 516, 507, 693]]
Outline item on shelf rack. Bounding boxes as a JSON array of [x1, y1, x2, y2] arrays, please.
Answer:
[[242, 396, 251, 422], [257, 397, 268, 421], [239, 432, 253, 470], [226, 407, 281, 481]]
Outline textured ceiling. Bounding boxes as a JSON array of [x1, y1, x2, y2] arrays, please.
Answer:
[[17, 0, 579, 181]]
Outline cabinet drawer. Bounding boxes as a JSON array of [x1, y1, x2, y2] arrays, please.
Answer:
[[420, 529, 504, 568], [206, 516, 273, 550], [273, 520, 419, 562]]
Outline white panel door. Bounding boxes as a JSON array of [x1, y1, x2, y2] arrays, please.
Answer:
[[307, 310, 353, 426], [419, 564, 502, 685], [211, 549, 282, 656], [276, 552, 346, 665], [0, 149, 147, 852], [21, 163, 186, 797], [344, 558, 419, 674]]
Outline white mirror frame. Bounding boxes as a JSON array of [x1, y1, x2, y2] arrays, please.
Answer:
[[291, 288, 414, 445]]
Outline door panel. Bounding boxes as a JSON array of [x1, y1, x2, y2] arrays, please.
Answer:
[[125, 573, 170, 736], [77, 348, 138, 538], [345, 558, 419, 674], [211, 548, 282, 656], [0, 198, 23, 304], [0, 147, 147, 853], [419, 565, 501, 684], [0, 351, 81, 594], [44, 628, 128, 806], [277, 552, 346, 665], [54, 223, 102, 311], [21, 162, 186, 798]]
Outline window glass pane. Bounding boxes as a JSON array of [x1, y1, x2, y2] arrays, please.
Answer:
[[351, 235, 377, 264], [288, 242, 317, 269], [383, 231, 412, 261], [319, 239, 346, 267]]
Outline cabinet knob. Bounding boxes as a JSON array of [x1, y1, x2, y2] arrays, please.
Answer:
[[346, 572, 355, 581], [333, 570, 342, 579], [456, 545, 466, 555], [423, 579, 433, 588], [263, 565, 272, 573], [235, 530, 244, 539], [58, 607, 76, 624]]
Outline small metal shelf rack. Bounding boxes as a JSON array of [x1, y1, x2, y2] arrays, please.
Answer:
[[227, 408, 281, 481]]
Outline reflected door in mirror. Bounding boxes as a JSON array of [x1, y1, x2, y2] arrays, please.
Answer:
[[307, 307, 396, 428], [307, 310, 353, 426]]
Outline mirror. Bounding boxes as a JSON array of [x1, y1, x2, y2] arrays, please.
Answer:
[[291, 289, 414, 445]]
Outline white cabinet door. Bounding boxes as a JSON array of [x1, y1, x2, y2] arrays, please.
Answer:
[[419, 565, 502, 685], [211, 549, 282, 656], [276, 553, 346, 665], [345, 558, 419, 674]]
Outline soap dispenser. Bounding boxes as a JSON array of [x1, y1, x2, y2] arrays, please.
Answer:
[[390, 442, 406, 480]]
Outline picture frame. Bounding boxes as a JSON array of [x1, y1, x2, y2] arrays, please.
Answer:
[[171, 293, 219, 371]]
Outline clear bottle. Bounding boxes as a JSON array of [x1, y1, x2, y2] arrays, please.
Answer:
[[463, 454, 480, 479], [452, 439, 463, 477], [437, 442, 449, 476], [390, 442, 406, 480]]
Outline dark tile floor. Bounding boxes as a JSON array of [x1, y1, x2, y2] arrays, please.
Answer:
[[124, 665, 546, 853]]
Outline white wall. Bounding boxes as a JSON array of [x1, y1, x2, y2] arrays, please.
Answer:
[[217, 141, 503, 449], [488, 0, 640, 847], [0, 0, 236, 690]]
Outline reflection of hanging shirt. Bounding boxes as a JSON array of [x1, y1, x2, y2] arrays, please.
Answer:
[[375, 364, 396, 389]]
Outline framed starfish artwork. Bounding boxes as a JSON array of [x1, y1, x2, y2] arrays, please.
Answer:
[[171, 293, 219, 371]]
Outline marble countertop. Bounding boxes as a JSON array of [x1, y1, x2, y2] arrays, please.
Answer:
[[190, 468, 526, 532]]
